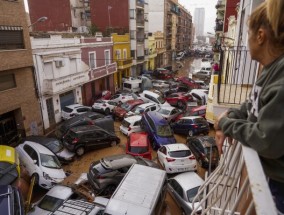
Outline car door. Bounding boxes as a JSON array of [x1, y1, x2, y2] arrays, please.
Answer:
[[76, 107, 90, 115], [88, 131, 109, 149], [22, 144, 39, 175], [168, 179, 188, 211], [183, 119, 193, 134], [157, 146, 167, 166]]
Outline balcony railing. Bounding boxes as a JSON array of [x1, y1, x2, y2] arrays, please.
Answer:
[[116, 58, 133, 69], [89, 62, 117, 81], [217, 47, 258, 105], [191, 140, 277, 215], [137, 56, 145, 61], [215, 23, 224, 32], [137, 37, 144, 43], [136, 18, 145, 26]]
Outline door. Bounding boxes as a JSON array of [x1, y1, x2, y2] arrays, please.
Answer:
[[60, 91, 75, 109], [46, 98, 56, 127], [22, 144, 39, 175], [87, 131, 109, 149]]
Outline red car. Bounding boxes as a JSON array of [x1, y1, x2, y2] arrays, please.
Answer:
[[153, 68, 174, 80], [176, 76, 200, 89], [126, 132, 152, 160], [165, 92, 193, 108], [174, 105, 207, 122], [112, 99, 144, 120]]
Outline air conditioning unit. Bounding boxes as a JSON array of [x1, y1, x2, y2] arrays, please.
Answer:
[[55, 60, 64, 68]]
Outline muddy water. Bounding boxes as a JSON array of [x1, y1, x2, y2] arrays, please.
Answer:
[[31, 57, 216, 215]]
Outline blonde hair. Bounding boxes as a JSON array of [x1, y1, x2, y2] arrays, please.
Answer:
[[249, 0, 284, 51]]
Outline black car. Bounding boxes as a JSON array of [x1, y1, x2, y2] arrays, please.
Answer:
[[63, 125, 120, 156], [23, 136, 75, 163], [87, 154, 160, 196], [55, 112, 106, 139], [0, 185, 24, 215], [186, 136, 219, 169]]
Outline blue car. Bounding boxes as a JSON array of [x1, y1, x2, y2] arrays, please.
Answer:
[[141, 111, 176, 149], [171, 116, 209, 136]]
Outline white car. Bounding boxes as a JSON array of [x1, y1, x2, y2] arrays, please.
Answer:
[[16, 141, 66, 189], [109, 93, 135, 104], [157, 106, 181, 122], [190, 89, 209, 105], [28, 185, 75, 215], [167, 172, 204, 214], [125, 103, 160, 118], [194, 80, 209, 90], [157, 144, 196, 174], [92, 100, 118, 115], [139, 90, 171, 107], [152, 80, 170, 89], [61, 104, 92, 120], [120, 115, 142, 136]]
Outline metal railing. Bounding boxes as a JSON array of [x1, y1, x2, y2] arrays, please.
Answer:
[[191, 140, 277, 215], [217, 47, 258, 104]]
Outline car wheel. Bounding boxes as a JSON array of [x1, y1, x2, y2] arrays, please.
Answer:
[[103, 185, 116, 196], [105, 108, 110, 115], [32, 173, 39, 185], [76, 146, 85, 156], [188, 130, 194, 137], [177, 101, 184, 108], [110, 140, 117, 147]]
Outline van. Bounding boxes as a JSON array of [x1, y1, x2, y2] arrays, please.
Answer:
[[123, 80, 142, 93], [104, 164, 167, 215]]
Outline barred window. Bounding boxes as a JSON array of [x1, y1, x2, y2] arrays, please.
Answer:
[[0, 26, 24, 50]]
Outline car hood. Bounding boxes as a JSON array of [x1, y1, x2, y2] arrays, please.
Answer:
[[56, 148, 75, 161], [41, 166, 66, 182], [114, 107, 127, 115], [160, 101, 171, 107]]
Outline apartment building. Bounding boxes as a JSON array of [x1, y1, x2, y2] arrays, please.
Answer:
[[0, 0, 42, 144]]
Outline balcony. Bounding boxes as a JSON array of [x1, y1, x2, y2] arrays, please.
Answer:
[[116, 58, 133, 70], [191, 140, 277, 214], [136, 18, 144, 26], [42, 71, 89, 95], [137, 37, 144, 43], [215, 23, 224, 32], [137, 56, 145, 62], [89, 62, 117, 81]]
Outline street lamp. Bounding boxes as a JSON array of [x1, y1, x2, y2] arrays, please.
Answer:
[[28, 16, 48, 28]]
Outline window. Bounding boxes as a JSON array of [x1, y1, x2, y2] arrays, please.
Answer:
[[129, 9, 135, 19], [89, 52, 96, 69], [0, 26, 24, 50], [130, 31, 136, 39], [131, 50, 136, 58], [115, 49, 121, 59], [123, 49, 127, 59], [0, 74, 16, 91], [104, 50, 110, 65]]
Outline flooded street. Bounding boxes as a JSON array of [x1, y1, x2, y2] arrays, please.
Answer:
[[31, 57, 215, 215]]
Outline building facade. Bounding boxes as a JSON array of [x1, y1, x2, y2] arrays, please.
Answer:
[[112, 33, 132, 90], [193, 8, 205, 37], [80, 37, 117, 106], [31, 35, 89, 132], [154, 31, 167, 68], [0, 0, 42, 144], [28, 0, 90, 32], [147, 34, 157, 70]]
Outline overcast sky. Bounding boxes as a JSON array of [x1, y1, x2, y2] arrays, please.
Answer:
[[179, 0, 218, 35]]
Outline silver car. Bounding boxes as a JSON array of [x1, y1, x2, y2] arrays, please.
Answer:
[[167, 172, 204, 214], [87, 154, 159, 196]]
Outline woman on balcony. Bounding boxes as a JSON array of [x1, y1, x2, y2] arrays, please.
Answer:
[[214, 0, 284, 213]]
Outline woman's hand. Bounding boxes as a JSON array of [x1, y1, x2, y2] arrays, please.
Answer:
[[214, 111, 228, 131]]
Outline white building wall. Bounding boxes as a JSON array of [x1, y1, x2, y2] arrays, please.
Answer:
[[148, 0, 165, 33], [194, 8, 205, 36]]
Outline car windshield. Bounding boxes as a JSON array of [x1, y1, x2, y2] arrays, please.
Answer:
[[158, 108, 171, 115], [38, 195, 64, 212], [129, 146, 148, 154], [121, 119, 130, 128], [157, 125, 173, 137], [133, 106, 144, 114], [187, 186, 201, 203], [169, 150, 191, 158], [193, 118, 206, 123], [157, 96, 165, 104], [40, 154, 61, 169], [62, 107, 73, 113], [45, 140, 63, 153], [204, 146, 219, 160], [95, 100, 105, 104], [121, 103, 132, 111]]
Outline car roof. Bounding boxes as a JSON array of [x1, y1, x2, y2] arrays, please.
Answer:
[[65, 104, 84, 109], [22, 141, 55, 155], [173, 172, 204, 191], [70, 125, 103, 133], [44, 185, 73, 199], [137, 102, 156, 109], [129, 132, 148, 147], [192, 136, 216, 147], [181, 116, 203, 120], [160, 106, 176, 111], [165, 143, 189, 152], [146, 111, 168, 125], [126, 99, 144, 105], [101, 154, 137, 170], [142, 90, 160, 97], [124, 115, 142, 122]]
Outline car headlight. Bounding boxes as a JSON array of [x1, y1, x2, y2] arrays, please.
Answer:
[[43, 172, 52, 180]]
